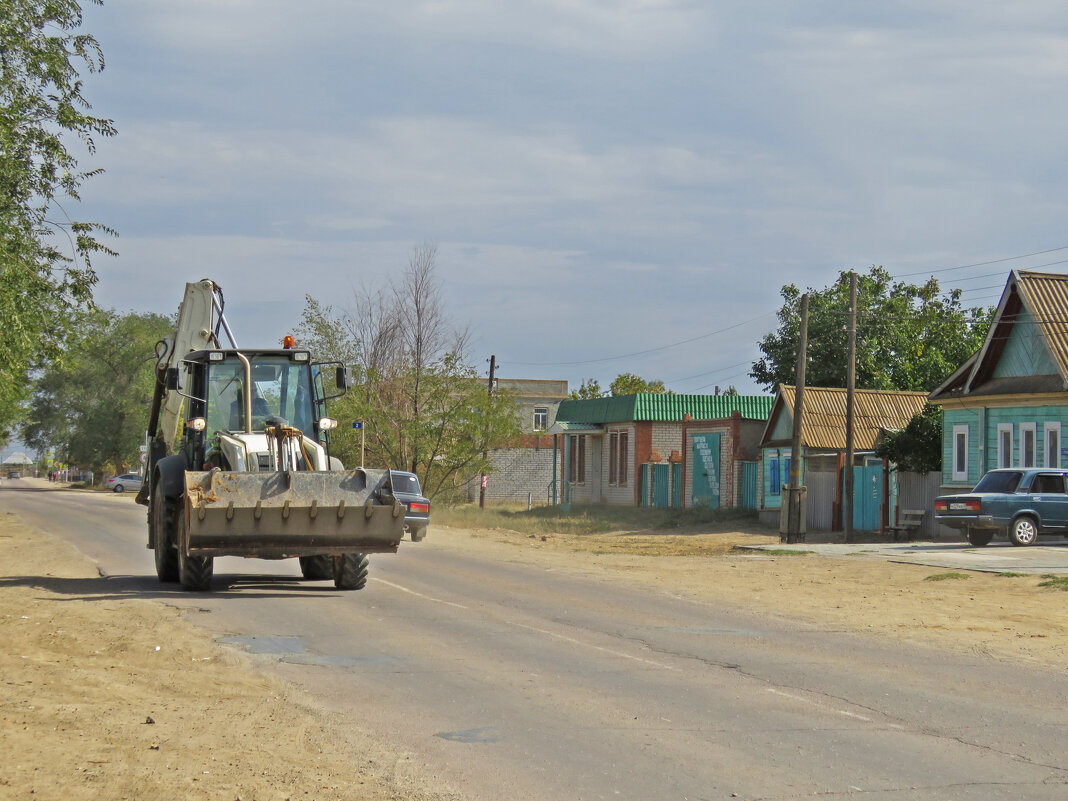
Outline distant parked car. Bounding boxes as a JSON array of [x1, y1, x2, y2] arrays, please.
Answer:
[[390, 470, 429, 541], [934, 468, 1068, 546], [106, 472, 142, 493], [7, 470, 20, 479]]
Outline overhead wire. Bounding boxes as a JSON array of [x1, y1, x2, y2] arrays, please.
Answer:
[[504, 245, 1068, 386]]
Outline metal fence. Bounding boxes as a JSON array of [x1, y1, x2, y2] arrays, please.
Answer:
[[896, 471, 958, 539]]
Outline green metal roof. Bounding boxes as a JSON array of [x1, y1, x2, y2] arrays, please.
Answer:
[[555, 393, 774, 424]]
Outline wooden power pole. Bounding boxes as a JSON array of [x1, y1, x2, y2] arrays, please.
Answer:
[[785, 293, 809, 544], [844, 272, 857, 542], [479, 355, 497, 509]]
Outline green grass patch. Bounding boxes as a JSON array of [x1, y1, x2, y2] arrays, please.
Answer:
[[1037, 575, 1068, 591], [756, 548, 815, 556], [924, 572, 971, 582], [434, 503, 759, 537], [995, 572, 1028, 578]]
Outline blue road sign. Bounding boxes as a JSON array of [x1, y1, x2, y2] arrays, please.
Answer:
[[352, 421, 363, 430]]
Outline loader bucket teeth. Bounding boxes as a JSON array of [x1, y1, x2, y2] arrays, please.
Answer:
[[181, 468, 405, 558]]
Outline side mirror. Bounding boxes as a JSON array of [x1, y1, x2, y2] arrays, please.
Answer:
[[335, 366, 351, 391], [166, 368, 181, 390]]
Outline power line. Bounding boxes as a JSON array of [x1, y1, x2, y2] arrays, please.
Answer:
[[509, 311, 773, 367], [894, 246, 1068, 278]]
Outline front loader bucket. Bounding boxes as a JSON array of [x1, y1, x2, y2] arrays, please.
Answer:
[[181, 468, 406, 558]]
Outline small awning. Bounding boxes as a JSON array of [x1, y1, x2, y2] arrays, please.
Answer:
[[543, 421, 603, 436]]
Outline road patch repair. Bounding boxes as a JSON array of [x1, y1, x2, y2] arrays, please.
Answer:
[[744, 538, 1068, 575]]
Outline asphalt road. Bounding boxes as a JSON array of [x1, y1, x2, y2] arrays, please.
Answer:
[[6, 481, 1068, 800]]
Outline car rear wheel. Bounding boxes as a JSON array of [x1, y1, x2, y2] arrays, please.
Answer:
[[966, 529, 993, 547], [113, 484, 124, 492], [1009, 516, 1039, 547]]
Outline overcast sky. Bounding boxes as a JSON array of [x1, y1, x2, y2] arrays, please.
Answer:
[[73, 1, 1068, 397]]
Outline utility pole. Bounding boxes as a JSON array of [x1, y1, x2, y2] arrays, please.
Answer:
[[784, 293, 809, 544], [479, 355, 497, 509], [844, 271, 857, 543]]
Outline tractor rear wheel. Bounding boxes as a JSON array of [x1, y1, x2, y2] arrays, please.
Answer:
[[151, 490, 179, 583], [299, 555, 333, 580], [333, 553, 369, 590]]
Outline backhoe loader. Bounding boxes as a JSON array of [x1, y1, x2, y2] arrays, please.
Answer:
[[135, 279, 408, 591]]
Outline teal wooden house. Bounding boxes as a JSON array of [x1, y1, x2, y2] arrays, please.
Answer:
[[758, 385, 929, 531], [929, 270, 1068, 488]]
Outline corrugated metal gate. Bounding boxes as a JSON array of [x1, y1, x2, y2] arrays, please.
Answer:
[[740, 462, 758, 510]]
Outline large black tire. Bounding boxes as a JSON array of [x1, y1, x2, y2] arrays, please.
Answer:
[[299, 555, 333, 580], [176, 505, 214, 591], [151, 489, 179, 583], [1009, 516, 1039, 547], [333, 553, 369, 591], [966, 529, 994, 547]]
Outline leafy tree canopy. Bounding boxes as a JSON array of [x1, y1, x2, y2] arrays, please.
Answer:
[[569, 379, 604, 400], [875, 402, 943, 474], [0, 0, 115, 434], [750, 266, 992, 392], [609, 372, 667, 396], [21, 309, 171, 476]]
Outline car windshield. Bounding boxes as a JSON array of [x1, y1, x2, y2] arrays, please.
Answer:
[[205, 356, 315, 437], [392, 472, 421, 493], [973, 471, 1023, 493]]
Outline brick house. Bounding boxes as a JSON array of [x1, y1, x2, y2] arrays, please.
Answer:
[[469, 378, 570, 504], [548, 394, 773, 508]]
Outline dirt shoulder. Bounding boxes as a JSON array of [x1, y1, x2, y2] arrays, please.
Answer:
[[0, 508, 455, 801], [4, 505, 1068, 799]]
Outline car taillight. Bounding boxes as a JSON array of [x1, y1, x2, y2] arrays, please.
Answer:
[[964, 500, 981, 512], [934, 500, 948, 512], [409, 503, 429, 514]]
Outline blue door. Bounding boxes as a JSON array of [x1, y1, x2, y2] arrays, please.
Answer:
[[653, 464, 670, 508], [740, 462, 758, 510], [692, 434, 721, 508], [852, 464, 883, 531]]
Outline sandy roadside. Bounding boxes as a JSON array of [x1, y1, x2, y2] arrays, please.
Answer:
[[3, 498, 1068, 799], [0, 507, 458, 801]]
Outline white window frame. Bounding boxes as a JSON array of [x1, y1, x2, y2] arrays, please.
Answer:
[[1045, 422, 1062, 468], [1021, 422, 1037, 468], [997, 423, 1014, 469], [952, 424, 969, 482], [532, 407, 548, 431]]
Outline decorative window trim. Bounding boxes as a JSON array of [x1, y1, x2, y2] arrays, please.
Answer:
[[997, 423, 1014, 469], [1021, 423, 1037, 468], [1045, 422, 1062, 468], [952, 424, 969, 482]]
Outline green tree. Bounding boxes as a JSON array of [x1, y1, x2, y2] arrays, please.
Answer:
[[569, 379, 604, 399], [750, 266, 991, 392], [0, 0, 115, 435], [875, 402, 943, 474], [297, 244, 521, 501], [21, 309, 171, 476], [609, 372, 667, 396]]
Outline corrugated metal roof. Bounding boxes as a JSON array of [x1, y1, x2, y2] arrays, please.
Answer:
[[774, 385, 929, 450], [1014, 271, 1068, 379], [555, 393, 774, 424]]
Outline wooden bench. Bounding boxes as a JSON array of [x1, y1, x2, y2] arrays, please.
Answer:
[[888, 509, 925, 542]]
